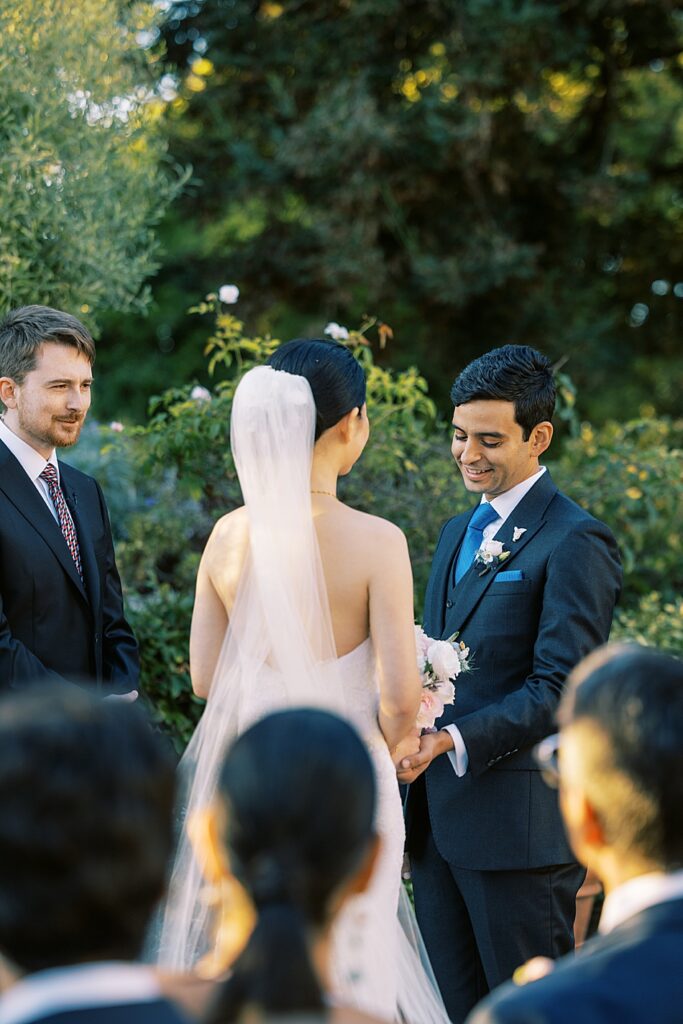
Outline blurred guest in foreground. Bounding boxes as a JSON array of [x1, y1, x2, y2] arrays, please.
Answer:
[[467, 643, 683, 1024], [193, 708, 385, 1024], [0, 686, 186, 1024]]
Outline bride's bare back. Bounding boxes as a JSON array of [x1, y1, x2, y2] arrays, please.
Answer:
[[189, 496, 419, 749]]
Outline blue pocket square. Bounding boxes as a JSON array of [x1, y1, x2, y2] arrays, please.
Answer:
[[494, 570, 524, 582]]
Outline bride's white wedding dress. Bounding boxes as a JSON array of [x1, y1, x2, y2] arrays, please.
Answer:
[[152, 366, 449, 1023]]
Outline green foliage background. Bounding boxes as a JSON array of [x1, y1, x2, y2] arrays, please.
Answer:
[[69, 308, 683, 747]]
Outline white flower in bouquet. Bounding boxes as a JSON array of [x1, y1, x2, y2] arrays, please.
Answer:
[[218, 284, 239, 304], [427, 639, 463, 681], [324, 321, 349, 341], [414, 624, 431, 669], [191, 385, 212, 402]]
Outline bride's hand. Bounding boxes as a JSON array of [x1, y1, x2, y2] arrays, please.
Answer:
[[392, 728, 421, 767]]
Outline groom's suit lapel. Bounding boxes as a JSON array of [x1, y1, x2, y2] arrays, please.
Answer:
[[444, 471, 559, 639]]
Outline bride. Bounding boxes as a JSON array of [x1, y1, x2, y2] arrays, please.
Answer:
[[154, 339, 449, 1023]]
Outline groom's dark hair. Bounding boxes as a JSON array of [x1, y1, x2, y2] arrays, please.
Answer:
[[0, 685, 175, 972], [450, 344, 555, 440]]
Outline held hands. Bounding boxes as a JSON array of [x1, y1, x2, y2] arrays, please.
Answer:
[[396, 729, 454, 785], [392, 727, 421, 768]]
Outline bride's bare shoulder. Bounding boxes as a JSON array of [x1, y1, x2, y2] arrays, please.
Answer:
[[336, 505, 409, 560], [342, 504, 406, 539], [203, 506, 249, 559]]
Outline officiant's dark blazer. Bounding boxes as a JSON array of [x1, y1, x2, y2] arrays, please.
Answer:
[[408, 470, 622, 870], [466, 897, 683, 1023], [0, 439, 139, 693]]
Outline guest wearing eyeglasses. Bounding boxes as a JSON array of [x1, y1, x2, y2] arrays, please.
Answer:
[[466, 642, 683, 1024]]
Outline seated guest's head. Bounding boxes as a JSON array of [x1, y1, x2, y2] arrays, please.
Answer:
[[0, 686, 176, 974], [202, 707, 378, 1022], [555, 643, 683, 891]]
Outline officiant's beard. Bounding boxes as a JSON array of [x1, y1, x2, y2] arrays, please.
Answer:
[[17, 407, 86, 451]]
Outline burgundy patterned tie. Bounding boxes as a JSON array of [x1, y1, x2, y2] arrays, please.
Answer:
[[40, 464, 83, 581]]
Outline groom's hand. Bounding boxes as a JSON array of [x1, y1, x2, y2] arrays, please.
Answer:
[[396, 730, 453, 784]]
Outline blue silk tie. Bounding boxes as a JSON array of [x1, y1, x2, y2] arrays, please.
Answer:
[[454, 502, 499, 584]]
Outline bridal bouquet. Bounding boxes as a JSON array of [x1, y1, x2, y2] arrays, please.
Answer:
[[414, 625, 471, 730]]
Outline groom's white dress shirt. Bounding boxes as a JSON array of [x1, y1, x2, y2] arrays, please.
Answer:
[[0, 418, 59, 522], [443, 466, 547, 777], [598, 869, 683, 935], [0, 963, 163, 1024]]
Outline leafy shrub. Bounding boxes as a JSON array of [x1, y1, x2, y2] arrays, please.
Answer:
[[612, 594, 683, 655], [551, 418, 683, 604]]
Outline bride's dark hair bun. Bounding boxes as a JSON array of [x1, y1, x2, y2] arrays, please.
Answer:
[[267, 338, 366, 440]]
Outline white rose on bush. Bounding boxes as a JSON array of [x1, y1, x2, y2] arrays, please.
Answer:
[[190, 385, 212, 402], [324, 321, 349, 341], [219, 284, 239, 304]]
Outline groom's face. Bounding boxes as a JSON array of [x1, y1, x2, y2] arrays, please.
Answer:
[[451, 399, 541, 499]]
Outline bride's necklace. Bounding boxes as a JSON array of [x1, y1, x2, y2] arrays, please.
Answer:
[[311, 489, 338, 499]]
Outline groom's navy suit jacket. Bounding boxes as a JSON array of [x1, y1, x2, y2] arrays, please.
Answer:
[[410, 470, 622, 870], [0, 440, 139, 693], [466, 897, 683, 1023]]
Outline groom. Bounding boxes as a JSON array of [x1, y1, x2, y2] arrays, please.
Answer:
[[399, 345, 622, 1022]]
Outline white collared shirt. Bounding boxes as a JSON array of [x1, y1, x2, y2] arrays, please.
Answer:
[[0, 962, 162, 1024], [599, 869, 683, 935], [444, 466, 547, 776], [0, 418, 59, 522]]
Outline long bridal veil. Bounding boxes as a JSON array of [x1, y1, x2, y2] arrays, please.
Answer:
[[154, 366, 347, 969]]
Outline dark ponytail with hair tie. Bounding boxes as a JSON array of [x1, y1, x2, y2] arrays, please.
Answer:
[[205, 709, 376, 1023]]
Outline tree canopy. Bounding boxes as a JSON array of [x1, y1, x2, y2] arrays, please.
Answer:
[[0, 0, 184, 324], [114, 0, 682, 421]]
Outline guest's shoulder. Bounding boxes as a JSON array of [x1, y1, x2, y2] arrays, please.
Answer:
[[26, 997, 191, 1024], [465, 958, 589, 1023], [468, 923, 683, 1024]]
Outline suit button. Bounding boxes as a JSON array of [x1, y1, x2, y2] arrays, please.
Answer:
[[446, 600, 453, 609]]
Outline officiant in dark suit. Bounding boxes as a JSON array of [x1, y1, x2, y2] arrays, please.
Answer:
[[467, 643, 683, 1024], [399, 346, 622, 1022], [0, 304, 139, 694]]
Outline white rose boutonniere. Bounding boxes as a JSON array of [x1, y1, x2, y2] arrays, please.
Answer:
[[474, 538, 511, 575]]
